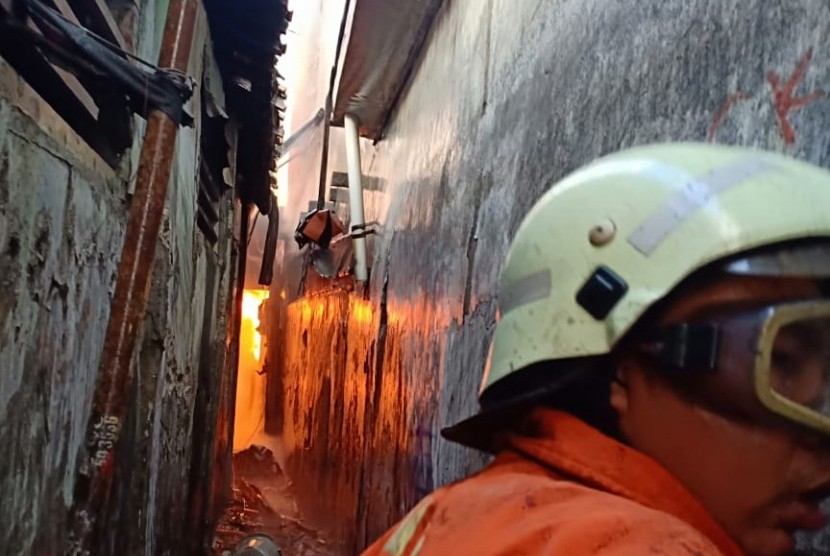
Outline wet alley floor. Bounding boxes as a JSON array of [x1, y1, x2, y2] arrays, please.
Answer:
[[213, 446, 339, 556]]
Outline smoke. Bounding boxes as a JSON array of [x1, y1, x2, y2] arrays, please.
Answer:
[[276, 109, 329, 301]]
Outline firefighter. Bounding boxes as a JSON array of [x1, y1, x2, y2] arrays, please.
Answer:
[[361, 143, 830, 556]]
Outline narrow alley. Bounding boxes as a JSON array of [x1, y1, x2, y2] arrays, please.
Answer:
[[2, 1, 830, 556]]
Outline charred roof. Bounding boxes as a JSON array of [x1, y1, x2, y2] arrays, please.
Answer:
[[203, 0, 291, 214]]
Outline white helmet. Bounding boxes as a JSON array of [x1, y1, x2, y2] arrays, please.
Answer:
[[444, 143, 830, 449]]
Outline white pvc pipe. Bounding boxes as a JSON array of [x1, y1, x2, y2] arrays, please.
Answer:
[[343, 114, 369, 282]]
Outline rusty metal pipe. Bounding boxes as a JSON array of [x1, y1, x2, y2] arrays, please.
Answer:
[[65, 0, 198, 553]]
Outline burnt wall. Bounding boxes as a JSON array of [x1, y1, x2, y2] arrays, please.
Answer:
[[0, 1, 240, 554], [0, 65, 127, 555], [274, 0, 830, 553]]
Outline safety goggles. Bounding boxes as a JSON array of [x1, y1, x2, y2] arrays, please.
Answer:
[[639, 300, 830, 437]]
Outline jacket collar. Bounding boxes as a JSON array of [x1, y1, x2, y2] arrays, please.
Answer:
[[506, 408, 743, 556]]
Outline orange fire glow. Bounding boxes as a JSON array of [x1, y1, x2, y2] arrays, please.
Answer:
[[234, 288, 270, 453], [241, 289, 269, 361]]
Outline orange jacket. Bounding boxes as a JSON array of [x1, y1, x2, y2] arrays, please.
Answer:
[[361, 409, 744, 556]]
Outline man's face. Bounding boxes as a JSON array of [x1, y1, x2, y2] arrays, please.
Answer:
[[613, 275, 830, 556]]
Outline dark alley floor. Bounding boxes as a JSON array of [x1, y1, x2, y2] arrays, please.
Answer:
[[213, 447, 338, 556]]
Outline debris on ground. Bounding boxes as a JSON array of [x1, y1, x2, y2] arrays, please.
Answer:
[[213, 446, 330, 555]]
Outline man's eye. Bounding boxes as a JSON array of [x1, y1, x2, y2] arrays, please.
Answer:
[[772, 350, 800, 375]]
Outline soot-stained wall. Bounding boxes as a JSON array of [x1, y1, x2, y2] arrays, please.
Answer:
[[273, 1, 830, 553]]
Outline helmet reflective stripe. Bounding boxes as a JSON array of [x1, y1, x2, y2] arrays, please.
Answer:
[[499, 270, 551, 315], [628, 157, 779, 256]]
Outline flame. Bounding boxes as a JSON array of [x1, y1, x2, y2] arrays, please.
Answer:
[[234, 288, 270, 453], [241, 289, 269, 361]]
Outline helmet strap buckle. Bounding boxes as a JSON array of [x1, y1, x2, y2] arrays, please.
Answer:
[[641, 323, 721, 372]]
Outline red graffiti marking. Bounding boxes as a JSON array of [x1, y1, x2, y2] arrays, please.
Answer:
[[99, 451, 115, 476], [708, 92, 750, 142], [767, 48, 825, 144]]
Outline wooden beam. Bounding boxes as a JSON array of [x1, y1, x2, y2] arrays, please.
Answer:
[[0, 2, 100, 118], [51, 66, 99, 119], [0, 33, 116, 164], [198, 188, 220, 224], [200, 157, 224, 202], [66, 0, 127, 51], [49, 0, 82, 26], [5, 0, 126, 52], [197, 208, 219, 244], [27, 19, 100, 119]]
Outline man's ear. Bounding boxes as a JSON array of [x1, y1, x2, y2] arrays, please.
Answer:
[[609, 357, 633, 419]]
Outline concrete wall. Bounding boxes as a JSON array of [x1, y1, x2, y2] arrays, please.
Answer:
[[0, 62, 127, 555], [274, 0, 830, 553], [0, 1, 241, 553]]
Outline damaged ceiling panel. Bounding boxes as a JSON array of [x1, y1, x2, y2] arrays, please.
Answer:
[[332, 0, 444, 141]]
